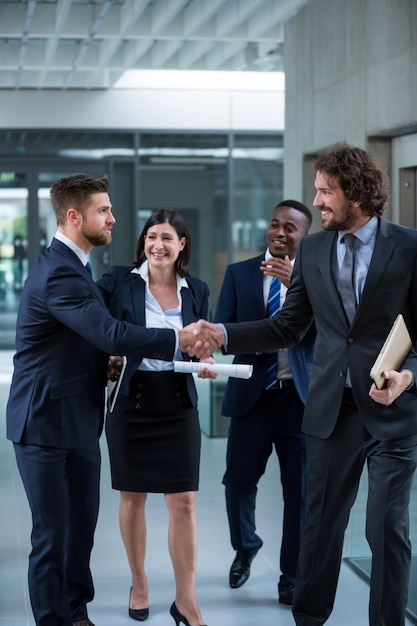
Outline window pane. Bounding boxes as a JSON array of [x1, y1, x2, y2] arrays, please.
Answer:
[[139, 133, 228, 310], [232, 133, 284, 262], [0, 171, 28, 348]]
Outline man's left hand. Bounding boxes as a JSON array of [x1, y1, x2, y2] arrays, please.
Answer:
[[260, 255, 293, 288], [369, 369, 413, 406]]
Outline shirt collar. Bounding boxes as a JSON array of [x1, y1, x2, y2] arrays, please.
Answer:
[[131, 260, 188, 289], [265, 247, 295, 266], [338, 216, 378, 246], [54, 230, 89, 266]]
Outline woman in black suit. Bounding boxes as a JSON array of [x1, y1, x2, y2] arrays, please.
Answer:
[[97, 210, 210, 626]]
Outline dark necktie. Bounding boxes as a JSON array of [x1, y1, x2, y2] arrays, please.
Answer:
[[85, 261, 93, 277], [338, 233, 356, 323], [264, 277, 281, 390]]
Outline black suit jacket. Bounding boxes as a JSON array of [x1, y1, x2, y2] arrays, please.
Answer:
[[96, 265, 209, 404], [6, 239, 176, 448], [225, 218, 417, 440]]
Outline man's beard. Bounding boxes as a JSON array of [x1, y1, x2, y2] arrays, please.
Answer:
[[81, 225, 111, 247], [321, 200, 358, 232]]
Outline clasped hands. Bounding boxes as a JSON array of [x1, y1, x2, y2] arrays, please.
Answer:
[[178, 320, 225, 360]]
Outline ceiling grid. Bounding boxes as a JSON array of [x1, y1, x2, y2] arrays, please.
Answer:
[[0, 0, 312, 89]]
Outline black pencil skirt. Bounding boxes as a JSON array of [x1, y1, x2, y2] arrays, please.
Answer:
[[105, 370, 201, 493]]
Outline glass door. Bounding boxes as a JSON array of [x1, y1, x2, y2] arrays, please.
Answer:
[[0, 171, 28, 348], [0, 163, 109, 349]]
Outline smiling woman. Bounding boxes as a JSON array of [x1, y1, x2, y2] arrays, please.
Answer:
[[95, 208, 211, 626]]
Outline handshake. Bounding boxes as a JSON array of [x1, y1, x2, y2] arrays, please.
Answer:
[[178, 320, 226, 359]]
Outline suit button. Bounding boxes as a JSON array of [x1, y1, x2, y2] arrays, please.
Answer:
[[339, 370, 346, 377], [135, 403, 141, 409], [136, 393, 141, 399], [348, 337, 354, 344]]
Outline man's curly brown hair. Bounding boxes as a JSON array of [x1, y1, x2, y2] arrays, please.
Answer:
[[315, 143, 388, 216]]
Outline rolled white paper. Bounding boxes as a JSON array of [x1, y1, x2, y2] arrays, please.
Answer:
[[174, 361, 253, 379]]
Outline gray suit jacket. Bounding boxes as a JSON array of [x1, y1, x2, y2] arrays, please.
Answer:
[[225, 218, 417, 440]]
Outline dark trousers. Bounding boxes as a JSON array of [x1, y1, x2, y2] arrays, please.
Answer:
[[223, 384, 307, 590], [293, 390, 417, 626], [14, 441, 101, 626]]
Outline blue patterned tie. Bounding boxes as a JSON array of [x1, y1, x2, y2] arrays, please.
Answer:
[[264, 277, 281, 390], [85, 261, 93, 277]]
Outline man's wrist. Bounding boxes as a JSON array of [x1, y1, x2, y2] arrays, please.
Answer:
[[402, 369, 415, 391]]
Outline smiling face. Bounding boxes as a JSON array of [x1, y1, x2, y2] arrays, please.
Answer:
[[266, 205, 310, 260], [313, 170, 367, 233], [144, 222, 186, 271]]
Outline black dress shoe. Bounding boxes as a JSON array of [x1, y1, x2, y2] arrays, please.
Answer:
[[278, 584, 295, 606], [229, 551, 254, 589], [129, 587, 149, 621], [73, 619, 95, 626]]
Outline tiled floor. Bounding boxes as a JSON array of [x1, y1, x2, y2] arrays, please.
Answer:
[[0, 349, 414, 626]]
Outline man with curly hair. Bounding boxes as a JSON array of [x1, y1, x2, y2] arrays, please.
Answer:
[[196, 144, 417, 626]]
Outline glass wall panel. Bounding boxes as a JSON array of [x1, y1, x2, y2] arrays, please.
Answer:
[[0, 128, 284, 435], [139, 133, 229, 438], [0, 130, 134, 160], [231, 134, 284, 264], [139, 133, 229, 311], [0, 171, 28, 348], [344, 470, 417, 623]]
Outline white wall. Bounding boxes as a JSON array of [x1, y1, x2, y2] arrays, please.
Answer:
[[0, 87, 284, 132]]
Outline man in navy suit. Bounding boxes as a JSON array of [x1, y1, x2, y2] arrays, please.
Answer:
[[196, 145, 417, 626], [214, 200, 314, 605], [6, 175, 208, 626]]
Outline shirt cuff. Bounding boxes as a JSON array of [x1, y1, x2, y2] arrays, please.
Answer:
[[221, 324, 228, 350]]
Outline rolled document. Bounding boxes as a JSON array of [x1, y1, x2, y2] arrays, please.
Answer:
[[174, 361, 253, 379]]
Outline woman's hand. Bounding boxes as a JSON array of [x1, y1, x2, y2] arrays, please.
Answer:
[[197, 357, 218, 379]]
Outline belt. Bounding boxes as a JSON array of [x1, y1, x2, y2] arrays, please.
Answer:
[[267, 378, 294, 390]]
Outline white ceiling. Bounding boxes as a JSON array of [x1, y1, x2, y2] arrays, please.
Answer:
[[0, 0, 312, 90]]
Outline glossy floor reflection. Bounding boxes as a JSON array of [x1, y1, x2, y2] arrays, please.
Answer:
[[0, 350, 414, 626]]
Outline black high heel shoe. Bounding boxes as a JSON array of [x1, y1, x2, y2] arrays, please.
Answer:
[[128, 587, 149, 622], [169, 602, 207, 626]]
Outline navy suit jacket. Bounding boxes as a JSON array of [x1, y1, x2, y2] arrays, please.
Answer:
[[6, 239, 176, 448], [96, 265, 209, 404], [214, 254, 315, 417], [225, 219, 417, 440]]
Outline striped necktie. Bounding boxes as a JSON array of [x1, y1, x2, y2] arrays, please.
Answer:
[[264, 277, 281, 390]]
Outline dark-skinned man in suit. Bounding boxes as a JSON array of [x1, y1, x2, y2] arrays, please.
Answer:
[[214, 200, 314, 605]]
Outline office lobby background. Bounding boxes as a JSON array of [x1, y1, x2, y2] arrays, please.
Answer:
[[0, 0, 417, 622]]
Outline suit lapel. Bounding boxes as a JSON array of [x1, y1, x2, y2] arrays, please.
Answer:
[[356, 219, 395, 317], [181, 284, 194, 326], [130, 273, 146, 325], [51, 238, 107, 307], [252, 255, 267, 317], [180, 283, 195, 361], [317, 219, 395, 327], [317, 231, 350, 325]]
